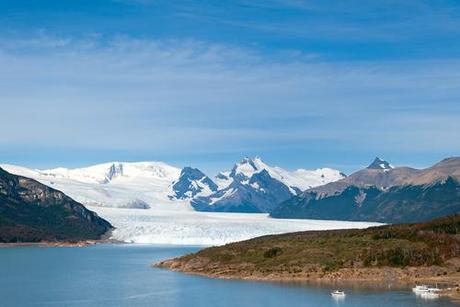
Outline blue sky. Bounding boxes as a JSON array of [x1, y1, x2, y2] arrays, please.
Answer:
[[1, 0, 460, 175]]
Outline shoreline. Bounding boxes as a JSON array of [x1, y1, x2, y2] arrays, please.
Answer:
[[155, 260, 460, 303], [0, 238, 122, 248], [155, 260, 460, 285], [153, 214, 460, 304], [0, 229, 121, 248]]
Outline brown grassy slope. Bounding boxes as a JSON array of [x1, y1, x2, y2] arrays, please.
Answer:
[[156, 215, 460, 283]]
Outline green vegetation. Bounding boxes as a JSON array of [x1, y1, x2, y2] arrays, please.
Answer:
[[271, 177, 460, 224], [0, 167, 112, 243], [159, 215, 460, 278]]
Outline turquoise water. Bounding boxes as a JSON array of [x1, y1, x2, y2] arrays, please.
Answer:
[[0, 244, 455, 307]]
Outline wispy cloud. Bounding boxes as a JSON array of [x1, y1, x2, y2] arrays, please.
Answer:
[[1, 35, 460, 158]]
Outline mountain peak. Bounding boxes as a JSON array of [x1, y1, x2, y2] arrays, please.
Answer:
[[230, 156, 267, 179], [240, 156, 264, 166], [240, 157, 256, 167], [104, 162, 124, 182], [367, 157, 393, 170], [170, 167, 218, 200], [180, 166, 205, 179]]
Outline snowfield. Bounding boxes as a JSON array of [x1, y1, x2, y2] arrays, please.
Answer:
[[1, 162, 181, 209], [90, 204, 382, 246]]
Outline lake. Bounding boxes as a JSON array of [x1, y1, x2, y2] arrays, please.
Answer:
[[0, 244, 455, 307]]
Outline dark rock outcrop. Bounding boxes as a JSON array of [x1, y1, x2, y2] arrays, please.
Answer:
[[367, 157, 393, 170], [0, 167, 112, 243]]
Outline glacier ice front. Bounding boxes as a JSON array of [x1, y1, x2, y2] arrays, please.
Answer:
[[91, 205, 382, 246]]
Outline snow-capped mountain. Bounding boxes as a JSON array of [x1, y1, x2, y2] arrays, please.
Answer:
[[193, 169, 294, 213], [1, 162, 183, 209], [192, 157, 345, 213], [1, 157, 344, 213], [225, 157, 344, 192], [170, 167, 218, 200]]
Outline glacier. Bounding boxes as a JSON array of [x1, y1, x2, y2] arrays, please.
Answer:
[[90, 203, 382, 246]]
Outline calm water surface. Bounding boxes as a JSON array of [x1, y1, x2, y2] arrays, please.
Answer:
[[0, 244, 455, 307]]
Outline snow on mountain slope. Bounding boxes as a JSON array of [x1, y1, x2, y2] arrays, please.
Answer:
[[170, 167, 218, 200], [193, 169, 294, 213], [42, 161, 180, 184], [1, 162, 183, 209], [193, 157, 346, 213], [215, 171, 233, 189], [367, 157, 394, 171], [229, 157, 344, 192], [2, 158, 344, 212]]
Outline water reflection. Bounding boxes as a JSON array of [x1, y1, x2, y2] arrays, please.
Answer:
[[332, 294, 346, 304]]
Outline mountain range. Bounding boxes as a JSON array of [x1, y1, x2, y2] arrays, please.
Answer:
[[192, 157, 344, 212], [271, 157, 460, 223], [4, 156, 460, 225], [1, 157, 344, 213]]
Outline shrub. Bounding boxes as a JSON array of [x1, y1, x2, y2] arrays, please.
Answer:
[[264, 247, 283, 258]]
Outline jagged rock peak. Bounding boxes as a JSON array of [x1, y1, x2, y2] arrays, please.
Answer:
[[171, 167, 218, 200], [104, 163, 124, 183], [230, 156, 266, 179], [180, 167, 208, 180], [367, 157, 393, 170]]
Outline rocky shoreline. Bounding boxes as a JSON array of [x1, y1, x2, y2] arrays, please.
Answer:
[[156, 257, 460, 284], [0, 238, 120, 248], [156, 259, 460, 302], [0, 241, 95, 248], [0, 229, 118, 248]]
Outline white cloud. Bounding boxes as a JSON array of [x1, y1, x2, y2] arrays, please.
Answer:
[[1, 35, 460, 156]]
